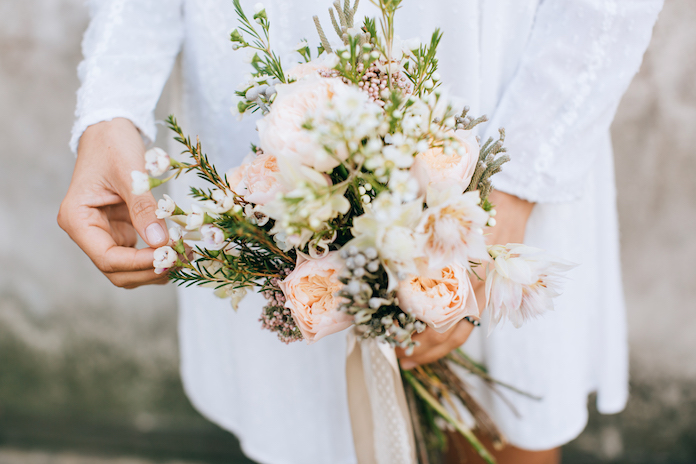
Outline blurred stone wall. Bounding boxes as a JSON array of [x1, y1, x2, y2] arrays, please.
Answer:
[[0, 0, 694, 463]]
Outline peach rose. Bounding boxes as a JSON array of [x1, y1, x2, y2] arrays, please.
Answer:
[[279, 252, 352, 343], [244, 153, 284, 205], [257, 76, 347, 172], [411, 129, 479, 192], [224, 153, 286, 205], [225, 154, 253, 194], [397, 264, 479, 333]]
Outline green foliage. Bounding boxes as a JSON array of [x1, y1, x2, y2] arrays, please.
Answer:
[[231, 0, 286, 83], [404, 29, 443, 96], [166, 116, 228, 191], [465, 126, 510, 203]]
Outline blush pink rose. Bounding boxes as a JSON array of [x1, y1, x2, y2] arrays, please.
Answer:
[[397, 264, 479, 333], [257, 76, 347, 172], [411, 129, 479, 192], [279, 252, 352, 343], [286, 54, 340, 80]]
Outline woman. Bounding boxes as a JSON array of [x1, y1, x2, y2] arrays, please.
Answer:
[[58, 1, 663, 463]]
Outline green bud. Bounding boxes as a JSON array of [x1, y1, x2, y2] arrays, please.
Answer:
[[148, 177, 164, 189], [173, 241, 186, 255], [230, 28, 244, 43], [237, 100, 250, 113]]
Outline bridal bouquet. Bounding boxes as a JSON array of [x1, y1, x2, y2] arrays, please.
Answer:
[[132, 1, 573, 462]]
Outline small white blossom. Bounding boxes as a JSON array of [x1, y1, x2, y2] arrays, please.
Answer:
[[388, 169, 420, 203], [186, 205, 205, 231], [348, 192, 425, 291], [153, 246, 178, 274], [403, 37, 421, 51], [200, 224, 226, 250], [169, 225, 183, 242], [131, 171, 151, 195], [294, 40, 308, 51], [244, 50, 257, 64], [203, 189, 236, 214], [253, 3, 265, 13], [262, 159, 350, 248], [346, 27, 361, 38], [144, 147, 171, 177], [156, 194, 177, 219]]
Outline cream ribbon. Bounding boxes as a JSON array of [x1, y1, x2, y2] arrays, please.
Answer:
[[346, 332, 417, 464]]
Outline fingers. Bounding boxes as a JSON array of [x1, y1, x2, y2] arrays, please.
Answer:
[[106, 269, 171, 289], [123, 189, 169, 249], [399, 321, 475, 369], [60, 204, 156, 274], [110, 220, 138, 247]]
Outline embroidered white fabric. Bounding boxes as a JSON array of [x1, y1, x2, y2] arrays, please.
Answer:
[[71, 1, 663, 462]]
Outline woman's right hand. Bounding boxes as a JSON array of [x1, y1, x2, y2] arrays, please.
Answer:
[[57, 118, 170, 289]]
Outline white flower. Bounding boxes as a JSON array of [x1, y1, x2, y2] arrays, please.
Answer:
[[131, 171, 151, 195], [403, 37, 421, 52], [213, 285, 249, 311], [294, 40, 308, 51], [144, 147, 171, 177], [262, 157, 350, 248], [244, 50, 257, 64], [348, 192, 424, 290], [201, 224, 226, 250], [169, 225, 183, 242], [186, 205, 205, 231], [203, 189, 236, 214], [416, 184, 490, 270], [156, 194, 177, 219], [485, 244, 576, 331], [253, 2, 265, 13], [388, 169, 420, 203], [153, 246, 178, 274]]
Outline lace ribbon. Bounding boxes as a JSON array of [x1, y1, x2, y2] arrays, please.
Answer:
[[346, 332, 417, 464]]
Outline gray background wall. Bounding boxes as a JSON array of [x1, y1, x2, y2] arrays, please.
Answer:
[[0, 0, 694, 463]]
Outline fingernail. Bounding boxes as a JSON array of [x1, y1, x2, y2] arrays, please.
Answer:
[[400, 361, 416, 370], [146, 223, 166, 246]]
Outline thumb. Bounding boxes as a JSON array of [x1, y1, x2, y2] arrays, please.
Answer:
[[125, 188, 169, 248]]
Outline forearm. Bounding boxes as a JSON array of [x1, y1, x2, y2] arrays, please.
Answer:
[[486, 190, 535, 245]]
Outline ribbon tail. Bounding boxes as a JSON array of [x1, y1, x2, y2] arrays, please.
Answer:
[[346, 332, 417, 464]]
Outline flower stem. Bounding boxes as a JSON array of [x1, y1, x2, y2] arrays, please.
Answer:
[[402, 369, 497, 464]]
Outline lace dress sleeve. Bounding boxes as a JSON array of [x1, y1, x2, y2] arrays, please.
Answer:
[[484, 0, 664, 203], [70, 0, 184, 154]]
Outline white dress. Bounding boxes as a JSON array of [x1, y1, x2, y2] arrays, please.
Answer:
[[71, 0, 663, 462]]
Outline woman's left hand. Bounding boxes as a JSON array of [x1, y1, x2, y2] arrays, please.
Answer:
[[396, 320, 476, 370]]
